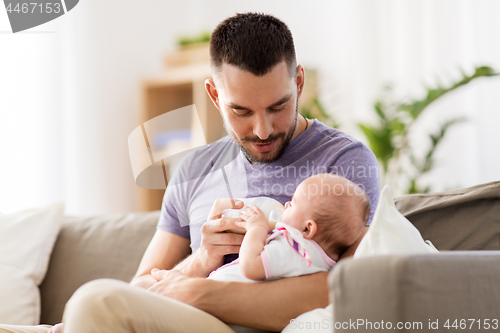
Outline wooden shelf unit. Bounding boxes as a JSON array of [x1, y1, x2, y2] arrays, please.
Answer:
[[138, 63, 225, 212]]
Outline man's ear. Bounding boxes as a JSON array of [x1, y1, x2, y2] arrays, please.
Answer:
[[302, 219, 317, 239], [295, 64, 305, 99], [205, 78, 220, 110]]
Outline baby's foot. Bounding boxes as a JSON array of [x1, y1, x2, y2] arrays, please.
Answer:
[[47, 323, 64, 333]]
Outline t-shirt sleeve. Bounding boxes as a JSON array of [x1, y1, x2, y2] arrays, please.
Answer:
[[329, 142, 380, 225], [156, 183, 190, 239], [156, 158, 191, 240]]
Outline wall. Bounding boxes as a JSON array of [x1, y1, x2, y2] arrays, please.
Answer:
[[0, 0, 499, 214]]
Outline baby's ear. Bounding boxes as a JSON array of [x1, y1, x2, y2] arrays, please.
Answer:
[[303, 220, 317, 239]]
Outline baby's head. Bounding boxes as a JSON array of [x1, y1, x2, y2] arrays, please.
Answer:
[[280, 174, 370, 261]]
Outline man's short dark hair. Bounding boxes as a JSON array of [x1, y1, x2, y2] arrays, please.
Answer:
[[210, 12, 296, 77]]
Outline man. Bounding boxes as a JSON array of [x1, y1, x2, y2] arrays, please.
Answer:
[[0, 12, 379, 333], [125, 12, 379, 332]]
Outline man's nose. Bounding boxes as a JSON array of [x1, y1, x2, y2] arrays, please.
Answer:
[[253, 112, 273, 140]]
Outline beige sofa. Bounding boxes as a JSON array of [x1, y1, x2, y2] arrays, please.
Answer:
[[39, 211, 160, 324], [39, 181, 500, 331]]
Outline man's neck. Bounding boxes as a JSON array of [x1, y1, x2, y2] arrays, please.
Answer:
[[290, 114, 309, 142]]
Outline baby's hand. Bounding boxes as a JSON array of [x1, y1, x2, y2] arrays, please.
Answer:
[[236, 205, 272, 233]]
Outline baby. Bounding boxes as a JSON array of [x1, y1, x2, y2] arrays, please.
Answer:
[[208, 173, 370, 282]]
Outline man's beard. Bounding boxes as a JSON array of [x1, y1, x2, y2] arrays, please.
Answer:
[[226, 100, 299, 164]]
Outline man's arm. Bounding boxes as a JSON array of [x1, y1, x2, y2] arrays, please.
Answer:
[[149, 269, 329, 331], [130, 229, 191, 289], [173, 198, 246, 277], [148, 224, 369, 331], [204, 273, 329, 330], [132, 198, 246, 290]]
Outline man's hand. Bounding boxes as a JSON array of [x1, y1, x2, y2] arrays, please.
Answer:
[[147, 268, 208, 306], [149, 267, 329, 331], [176, 198, 246, 277], [130, 273, 158, 289]]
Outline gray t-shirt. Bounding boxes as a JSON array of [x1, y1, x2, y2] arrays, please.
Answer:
[[157, 120, 380, 262]]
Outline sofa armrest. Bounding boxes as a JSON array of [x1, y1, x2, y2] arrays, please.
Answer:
[[329, 252, 500, 332]]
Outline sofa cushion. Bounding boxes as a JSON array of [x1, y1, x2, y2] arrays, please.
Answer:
[[395, 181, 500, 251], [0, 203, 63, 325], [39, 211, 160, 325], [354, 186, 438, 258]]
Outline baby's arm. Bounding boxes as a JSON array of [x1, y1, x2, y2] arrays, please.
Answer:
[[235, 206, 272, 280]]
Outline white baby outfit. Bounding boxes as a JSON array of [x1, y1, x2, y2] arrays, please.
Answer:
[[208, 222, 336, 282]]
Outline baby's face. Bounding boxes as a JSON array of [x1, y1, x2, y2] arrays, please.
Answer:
[[280, 181, 316, 233]]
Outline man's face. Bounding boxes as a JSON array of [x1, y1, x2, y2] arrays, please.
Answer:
[[209, 61, 302, 164]]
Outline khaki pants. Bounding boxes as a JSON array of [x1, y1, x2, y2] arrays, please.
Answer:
[[0, 325, 51, 333], [0, 279, 240, 333]]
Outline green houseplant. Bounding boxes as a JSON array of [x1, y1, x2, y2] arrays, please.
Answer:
[[358, 66, 498, 194], [177, 31, 211, 47]]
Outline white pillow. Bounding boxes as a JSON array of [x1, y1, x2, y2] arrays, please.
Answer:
[[354, 185, 438, 258], [0, 203, 64, 325]]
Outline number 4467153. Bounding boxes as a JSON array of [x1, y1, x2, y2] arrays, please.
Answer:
[[6, 3, 61, 14], [444, 319, 499, 330]]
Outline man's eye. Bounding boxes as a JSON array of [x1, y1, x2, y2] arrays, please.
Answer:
[[233, 110, 251, 117], [270, 105, 286, 112]]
